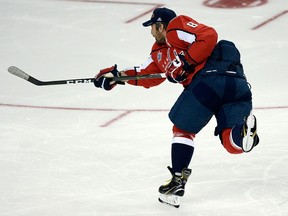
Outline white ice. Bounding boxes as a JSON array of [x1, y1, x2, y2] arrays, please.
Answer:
[[0, 0, 288, 215]]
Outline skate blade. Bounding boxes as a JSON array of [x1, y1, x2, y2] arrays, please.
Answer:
[[158, 193, 181, 208], [242, 114, 255, 152]]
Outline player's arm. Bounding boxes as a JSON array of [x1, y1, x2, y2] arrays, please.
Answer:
[[166, 15, 218, 65], [165, 16, 218, 83], [120, 56, 165, 88], [94, 57, 165, 90]]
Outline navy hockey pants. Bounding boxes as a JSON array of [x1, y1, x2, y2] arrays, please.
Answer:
[[168, 74, 252, 136]]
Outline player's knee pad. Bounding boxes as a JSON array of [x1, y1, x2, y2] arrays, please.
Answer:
[[221, 128, 243, 154], [173, 125, 195, 139]]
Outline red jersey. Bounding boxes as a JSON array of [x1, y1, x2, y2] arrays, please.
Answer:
[[166, 15, 218, 85], [124, 15, 218, 88]]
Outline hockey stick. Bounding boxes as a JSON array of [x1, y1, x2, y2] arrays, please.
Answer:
[[7, 66, 166, 86]]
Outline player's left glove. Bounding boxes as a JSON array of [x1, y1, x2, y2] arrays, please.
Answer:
[[165, 49, 195, 83], [94, 64, 124, 91]]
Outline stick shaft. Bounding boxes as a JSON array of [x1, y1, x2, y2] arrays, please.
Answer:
[[7, 66, 165, 86]]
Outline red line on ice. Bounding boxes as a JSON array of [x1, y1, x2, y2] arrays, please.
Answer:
[[99, 110, 133, 127], [1, 103, 288, 127], [62, 0, 164, 23], [1, 103, 287, 112], [252, 10, 288, 30]]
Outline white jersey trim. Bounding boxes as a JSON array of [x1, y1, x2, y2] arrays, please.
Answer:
[[141, 55, 153, 69], [176, 30, 196, 44], [124, 56, 153, 73]]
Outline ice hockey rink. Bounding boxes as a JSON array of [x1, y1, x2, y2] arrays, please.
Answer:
[[0, 0, 287, 215]]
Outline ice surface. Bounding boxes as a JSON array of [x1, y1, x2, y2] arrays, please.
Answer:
[[0, 0, 287, 215]]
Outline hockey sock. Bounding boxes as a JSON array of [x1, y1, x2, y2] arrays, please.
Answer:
[[171, 141, 194, 175]]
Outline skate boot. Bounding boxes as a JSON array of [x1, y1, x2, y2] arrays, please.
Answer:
[[158, 166, 192, 208], [242, 112, 259, 152]]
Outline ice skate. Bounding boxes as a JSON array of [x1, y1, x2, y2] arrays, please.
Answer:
[[158, 166, 191, 208], [242, 112, 259, 152]]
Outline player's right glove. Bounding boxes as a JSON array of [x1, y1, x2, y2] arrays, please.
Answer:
[[94, 64, 124, 91], [165, 49, 195, 83]]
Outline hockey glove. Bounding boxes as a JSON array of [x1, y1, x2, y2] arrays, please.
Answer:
[[94, 64, 124, 91], [166, 49, 195, 83]]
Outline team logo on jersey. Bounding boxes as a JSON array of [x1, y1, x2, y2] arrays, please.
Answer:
[[157, 51, 162, 62], [203, 0, 267, 8]]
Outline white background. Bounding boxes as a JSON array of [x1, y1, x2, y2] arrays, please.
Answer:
[[0, 0, 287, 215]]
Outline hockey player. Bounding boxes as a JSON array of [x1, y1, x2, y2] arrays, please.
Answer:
[[93, 8, 259, 207]]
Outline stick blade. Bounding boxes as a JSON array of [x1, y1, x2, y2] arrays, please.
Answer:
[[8, 66, 30, 81]]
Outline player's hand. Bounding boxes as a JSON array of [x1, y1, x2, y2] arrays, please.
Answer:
[[94, 64, 124, 90], [165, 49, 195, 83]]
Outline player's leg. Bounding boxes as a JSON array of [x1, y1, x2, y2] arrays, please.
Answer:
[[159, 78, 215, 207], [168, 84, 214, 174], [159, 126, 194, 195], [171, 125, 195, 175], [158, 126, 194, 207], [215, 77, 259, 153]]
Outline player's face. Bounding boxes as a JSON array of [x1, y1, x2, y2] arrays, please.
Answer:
[[151, 23, 166, 44]]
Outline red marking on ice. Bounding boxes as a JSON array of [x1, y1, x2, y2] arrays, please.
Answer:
[[203, 0, 267, 9], [99, 110, 133, 127], [252, 10, 288, 30], [62, 0, 163, 23], [124, 4, 162, 24], [1, 103, 288, 127]]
